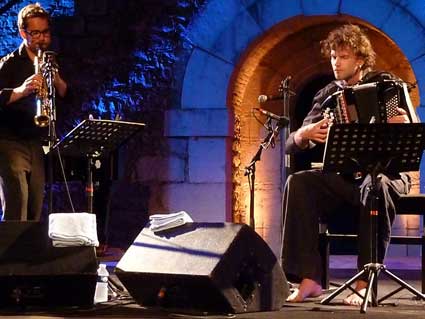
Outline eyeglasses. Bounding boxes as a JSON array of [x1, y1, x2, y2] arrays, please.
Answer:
[[24, 28, 51, 39]]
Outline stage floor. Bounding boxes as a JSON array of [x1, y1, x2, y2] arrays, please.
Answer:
[[0, 254, 423, 319]]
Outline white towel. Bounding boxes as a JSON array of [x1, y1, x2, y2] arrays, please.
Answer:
[[48, 212, 99, 247], [149, 211, 193, 232]]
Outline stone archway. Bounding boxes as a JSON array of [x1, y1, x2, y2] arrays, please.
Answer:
[[171, 0, 425, 256], [229, 15, 419, 254]]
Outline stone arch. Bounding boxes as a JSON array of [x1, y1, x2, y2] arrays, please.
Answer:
[[183, 0, 425, 109], [175, 0, 425, 255]]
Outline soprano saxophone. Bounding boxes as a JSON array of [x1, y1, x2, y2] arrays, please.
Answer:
[[34, 49, 56, 127]]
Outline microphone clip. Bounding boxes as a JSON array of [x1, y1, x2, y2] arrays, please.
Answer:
[[255, 108, 289, 127]]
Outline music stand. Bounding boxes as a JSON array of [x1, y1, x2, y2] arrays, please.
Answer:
[[320, 123, 425, 313], [53, 119, 145, 213]]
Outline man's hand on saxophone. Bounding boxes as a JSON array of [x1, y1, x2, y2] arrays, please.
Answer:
[[8, 73, 44, 104], [54, 71, 67, 98]]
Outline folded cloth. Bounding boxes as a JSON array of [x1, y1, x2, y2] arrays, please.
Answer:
[[149, 211, 193, 232], [49, 212, 99, 247]]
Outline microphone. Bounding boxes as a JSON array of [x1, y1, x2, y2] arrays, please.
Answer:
[[258, 94, 285, 103], [255, 108, 289, 126], [258, 89, 295, 103]]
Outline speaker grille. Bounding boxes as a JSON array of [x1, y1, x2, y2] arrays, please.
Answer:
[[116, 222, 289, 313]]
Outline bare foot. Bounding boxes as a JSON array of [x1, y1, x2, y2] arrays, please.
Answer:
[[286, 278, 322, 303], [343, 280, 369, 306]]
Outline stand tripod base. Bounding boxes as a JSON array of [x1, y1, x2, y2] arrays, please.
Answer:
[[321, 263, 425, 313]]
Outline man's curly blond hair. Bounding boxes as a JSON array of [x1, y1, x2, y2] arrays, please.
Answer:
[[321, 24, 376, 70]]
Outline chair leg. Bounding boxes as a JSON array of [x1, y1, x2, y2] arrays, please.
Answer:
[[319, 232, 330, 289]]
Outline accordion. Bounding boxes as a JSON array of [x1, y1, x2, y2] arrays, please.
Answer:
[[322, 80, 418, 124]]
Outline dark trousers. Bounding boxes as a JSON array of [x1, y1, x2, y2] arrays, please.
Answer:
[[280, 169, 410, 284], [0, 138, 45, 221]]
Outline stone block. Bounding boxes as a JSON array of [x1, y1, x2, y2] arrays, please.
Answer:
[[187, 0, 245, 50], [164, 109, 233, 137], [251, 185, 283, 227], [188, 137, 231, 183], [181, 48, 234, 109], [340, 0, 395, 28], [381, 8, 425, 60], [167, 138, 188, 157], [135, 155, 185, 183], [237, 180, 283, 228], [399, 1, 425, 34], [242, 0, 302, 31], [301, 0, 340, 16], [211, 9, 262, 63], [152, 183, 232, 222]]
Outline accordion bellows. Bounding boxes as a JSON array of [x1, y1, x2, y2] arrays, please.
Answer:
[[322, 80, 418, 124]]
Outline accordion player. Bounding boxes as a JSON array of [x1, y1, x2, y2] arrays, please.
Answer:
[[322, 78, 419, 124]]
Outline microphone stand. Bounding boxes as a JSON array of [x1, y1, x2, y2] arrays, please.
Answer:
[[281, 77, 293, 177], [244, 117, 288, 228]]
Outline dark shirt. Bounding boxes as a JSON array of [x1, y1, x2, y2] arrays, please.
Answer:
[[0, 43, 46, 139], [285, 71, 399, 155]]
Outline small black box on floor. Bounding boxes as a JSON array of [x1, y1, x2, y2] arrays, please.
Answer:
[[0, 221, 98, 307], [115, 222, 289, 314]]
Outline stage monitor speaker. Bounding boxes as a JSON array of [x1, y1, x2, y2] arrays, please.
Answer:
[[115, 222, 289, 314], [0, 221, 98, 308]]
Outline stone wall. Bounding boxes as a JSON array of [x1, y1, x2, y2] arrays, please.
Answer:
[[181, 0, 425, 258], [1, 0, 424, 255], [0, 0, 207, 248]]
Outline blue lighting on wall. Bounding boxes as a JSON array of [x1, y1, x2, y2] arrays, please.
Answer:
[[0, 0, 203, 131], [0, 0, 74, 56]]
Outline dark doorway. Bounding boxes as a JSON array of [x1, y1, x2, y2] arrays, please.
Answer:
[[291, 73, 334, 172]]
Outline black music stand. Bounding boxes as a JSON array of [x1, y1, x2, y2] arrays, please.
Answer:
[[53, 119, 145, 213], [320, 123, 425, 313]]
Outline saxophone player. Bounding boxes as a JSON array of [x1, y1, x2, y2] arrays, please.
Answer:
[[0, 3, 68, 221]]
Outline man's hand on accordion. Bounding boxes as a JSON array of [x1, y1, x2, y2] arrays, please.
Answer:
[[388, 107, 410, 124], [294, 118, 332, 148]]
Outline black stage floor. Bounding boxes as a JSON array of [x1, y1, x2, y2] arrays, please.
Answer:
[[0, 255, 423, 318]]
